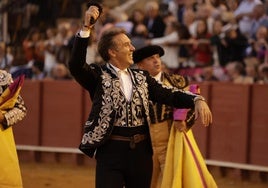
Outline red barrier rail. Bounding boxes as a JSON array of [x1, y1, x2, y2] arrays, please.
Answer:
[[12, 80, 268, 168]]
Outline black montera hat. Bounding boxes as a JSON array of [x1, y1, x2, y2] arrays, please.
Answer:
[[133, 45, 164, 64]]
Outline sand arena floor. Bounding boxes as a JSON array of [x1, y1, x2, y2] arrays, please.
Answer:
[[20, 161, 268, 188]]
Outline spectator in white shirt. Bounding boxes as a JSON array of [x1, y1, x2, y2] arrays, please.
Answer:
[[147, 17, 181, 71], [234, 0, 262, 38]]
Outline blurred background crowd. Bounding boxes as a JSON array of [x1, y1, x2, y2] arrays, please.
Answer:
[[0, 0, 268, 84]]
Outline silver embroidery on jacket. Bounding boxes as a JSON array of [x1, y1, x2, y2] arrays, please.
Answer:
[[134, 71, 150, 125], [81, 69, 152, 144], [81, 71, 117, 144]]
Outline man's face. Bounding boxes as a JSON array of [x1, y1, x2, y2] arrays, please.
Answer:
[[111, 33, 135, 69], [138, 54, 162, 76]]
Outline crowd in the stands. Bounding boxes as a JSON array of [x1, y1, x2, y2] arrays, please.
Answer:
[[0, 0, 268, 84]]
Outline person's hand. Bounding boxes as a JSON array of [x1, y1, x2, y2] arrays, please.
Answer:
[[194, 99, 212, 127], [84, 5, 100, 28], [173, 120, 187, 132]]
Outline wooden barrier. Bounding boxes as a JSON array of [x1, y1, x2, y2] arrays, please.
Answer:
[[13, 80, 42, 161], [249, 85, 268, 166], [209, 83, 251, 163], [40, 80, 83, 148], [12, 81, 268, 170], [40, 80, 84, 163], [13, 80, 42, 145]]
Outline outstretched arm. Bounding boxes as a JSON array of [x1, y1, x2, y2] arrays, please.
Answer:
[[173, 84, 212, 132]]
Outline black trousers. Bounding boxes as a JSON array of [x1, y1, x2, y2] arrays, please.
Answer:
[[95, 138, 153, 188]]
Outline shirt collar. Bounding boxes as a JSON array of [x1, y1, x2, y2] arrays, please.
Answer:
[[153, 72, 162, 82], [109, 63, 127, 74]]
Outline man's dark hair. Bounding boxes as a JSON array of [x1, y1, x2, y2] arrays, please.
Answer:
[[33, 61, 44, 71], [98, 27, 126, 62]]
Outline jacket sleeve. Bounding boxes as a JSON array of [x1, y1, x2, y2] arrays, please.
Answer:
[[173, 84, 200, 121], [2, 95, 27, 129], [146, 71, 197, 109], [68, 34, 100, 97]]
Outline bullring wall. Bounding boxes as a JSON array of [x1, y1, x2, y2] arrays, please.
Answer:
[[13, 80, 268, 167]]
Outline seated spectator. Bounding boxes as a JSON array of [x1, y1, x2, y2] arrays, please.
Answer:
[[191, 19, 213, 67], [247, 26, 268, 63], [182, 8, 196, 38], [234, 0, 262, 38], [210, 19, 224, 66], [177, 24, 194, 67], [109, 8, 133, 35], [0, 42, 14, 70], [244, 57, 261, 82], [250, 4, 268, 39], [129, 8, 146, 36], [31, 61, 46, 80], [192, 3, 215, 36], [195, 65, 219, 82], [226, 0, 239, 12], [219, 23, 249, 66], [225, 61, 254, 84], [49, 63, 72, 80], [143, 1, 166, 39], [258, 65, 268, 84], [22, 27, 45, 64], [148, 20, 181, 71], [43, 27, 59, 77], [131, 24, 148, 49]]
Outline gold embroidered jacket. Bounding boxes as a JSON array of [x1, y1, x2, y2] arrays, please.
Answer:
[[0, 70, 27, 129], [149, 73, 188, 124]]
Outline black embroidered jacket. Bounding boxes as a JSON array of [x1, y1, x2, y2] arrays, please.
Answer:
[[68, 36, 197, 157]]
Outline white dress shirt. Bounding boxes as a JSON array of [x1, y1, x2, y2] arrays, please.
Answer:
[[110, 64, 133, 101], [153, 72, 162, 82]]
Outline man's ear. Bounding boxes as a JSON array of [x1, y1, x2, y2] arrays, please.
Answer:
[[108, 49, 116, 58]]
